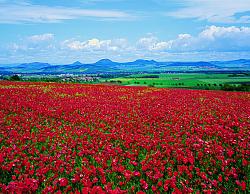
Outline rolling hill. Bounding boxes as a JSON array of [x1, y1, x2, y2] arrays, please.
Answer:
[[0, 59, 250, 74]]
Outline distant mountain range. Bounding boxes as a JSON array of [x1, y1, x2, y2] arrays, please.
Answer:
[[0, 59, 250, 74]]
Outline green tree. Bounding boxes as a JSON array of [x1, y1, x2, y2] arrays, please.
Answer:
[[10, 75, 21, 81]]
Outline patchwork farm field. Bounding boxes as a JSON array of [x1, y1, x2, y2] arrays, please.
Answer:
[[0, 81, 249, 193], [109, 73, 250, 90]]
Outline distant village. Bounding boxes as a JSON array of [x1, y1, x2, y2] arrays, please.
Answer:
[[0, 73, 101, 83], [59, 74, 99, 82]]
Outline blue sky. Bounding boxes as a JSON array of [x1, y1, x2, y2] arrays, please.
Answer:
[[0, 0, 250, 64]]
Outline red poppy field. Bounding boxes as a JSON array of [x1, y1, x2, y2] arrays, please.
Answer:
[[0, 81, 249, 193]]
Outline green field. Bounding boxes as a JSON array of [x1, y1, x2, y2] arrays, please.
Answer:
[[108, 73, 250, 90], [3, 72, 250, 91]]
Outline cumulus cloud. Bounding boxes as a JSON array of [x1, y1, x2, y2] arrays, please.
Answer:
[[7, 33, 57, 55], [3, 26, 250, 63], [199, 26, 250, 51], [28, 33, 54, 42], [136, 35, 172, 51], [59, 26, 250, 61], [199, 26, 250, 39], [167, 0, 250, 23], [0, 2, 133, 23], [8, 26, 250, 54], [136, 36, 158, 50], [63, 38, 129, 52], [138, 26, 250, 52]]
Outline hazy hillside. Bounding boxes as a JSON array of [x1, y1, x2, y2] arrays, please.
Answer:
[[1, 59, 250, 74]]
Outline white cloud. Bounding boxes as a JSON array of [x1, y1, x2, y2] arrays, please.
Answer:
[[3, 26, 250, 63], [137, 36, 158, 50], [198, 26, 250, 51], [8, 43, 28, 52], [62, 26, 250, 61], [167, 0, 250, 23], [136, 33, 193, 52], [63, 40, 84, 50], [28, 33, 54, 42], [0, 3, 133, 23], [138, 26, 250, 52], [8, 26, 250, 54], [199, 25, 250, 40], [63, 38, 129, 52], [136, 35, 173, 51]]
